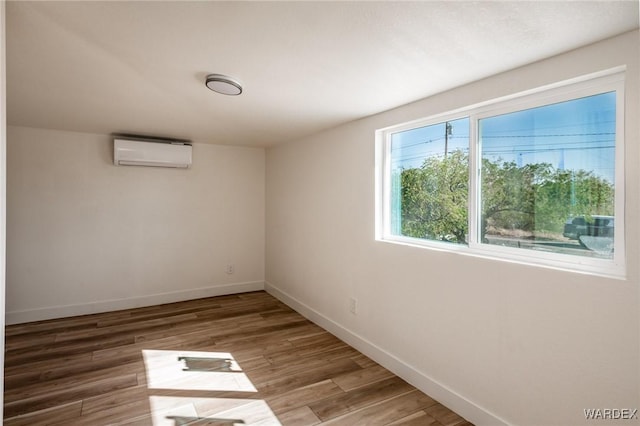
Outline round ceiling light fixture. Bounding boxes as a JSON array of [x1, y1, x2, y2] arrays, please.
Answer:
[[205, 74, 243, 96]]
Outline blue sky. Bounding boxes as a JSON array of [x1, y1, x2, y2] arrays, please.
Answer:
[[391, 117, 469, 169], [391, 92, 616, 183]]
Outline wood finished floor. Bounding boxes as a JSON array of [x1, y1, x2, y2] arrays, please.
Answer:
[[4, 291, 473, 426]]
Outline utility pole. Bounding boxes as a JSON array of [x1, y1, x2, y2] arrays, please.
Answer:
[[444, 122, 452, 158]]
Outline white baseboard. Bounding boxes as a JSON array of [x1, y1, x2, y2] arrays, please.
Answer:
[[265, 280, 509, 426], [6, 281, 265, 325]]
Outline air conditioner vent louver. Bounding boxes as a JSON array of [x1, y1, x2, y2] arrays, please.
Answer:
[[114, 138, 192, 168]]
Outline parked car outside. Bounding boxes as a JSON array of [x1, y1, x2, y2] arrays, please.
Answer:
[[563, 215, 614, 240]]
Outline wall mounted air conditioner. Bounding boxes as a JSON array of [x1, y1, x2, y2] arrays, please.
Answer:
[[114, 138, 192, 168]]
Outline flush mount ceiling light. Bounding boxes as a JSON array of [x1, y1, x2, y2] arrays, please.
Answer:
[[205, 74, 243, 96]]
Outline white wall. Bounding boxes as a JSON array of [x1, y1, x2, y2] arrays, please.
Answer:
[[6, 126, 265, 323], [266, 31, 639, 426]]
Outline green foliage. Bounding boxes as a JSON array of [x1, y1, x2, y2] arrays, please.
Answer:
[[398, 152, 614, 242], [399, 150, 468, 243]]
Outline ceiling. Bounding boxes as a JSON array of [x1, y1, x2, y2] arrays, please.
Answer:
[[6, 1, 639, 147]]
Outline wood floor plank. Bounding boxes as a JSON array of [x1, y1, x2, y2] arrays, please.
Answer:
[[4, 364, 143, 403], [265, 379, 344, 414], [37, 353, 145, 383], [331, 364, 395, 392], [96, 303, 223, 328], [247, 354, 359, 388], [54, 312, 199, 343], [3, 370, 43, 390], [81, 385, 150, 415], [425, 402, 468, 426], [350, 353, 379, 369], [4, 334, 137, 367], [256, 357, 363, 398], [5, 316, 98, 338], [3, 400, 83, 426], [4, 333, 57, 351], [91, 334, 207, 362], [320, 390, 437, 425], [133, 318, 227, 344], [4, 291, 472, 426], [309, 376, 416, 421], [278, 405, 322, 426], [4, 373, 139, 418], [265, 340, 354, 366], [74, 398, 153, 426], [387, 410, 441, 425]]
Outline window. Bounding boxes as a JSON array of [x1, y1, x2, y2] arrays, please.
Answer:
[[378, 71, 625, 277], [390, 117, 469, 244]]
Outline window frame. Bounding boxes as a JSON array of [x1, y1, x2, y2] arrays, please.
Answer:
[[376, 70, 626, 278]]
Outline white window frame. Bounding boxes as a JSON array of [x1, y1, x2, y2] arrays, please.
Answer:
[[376, 69, 626, 279]]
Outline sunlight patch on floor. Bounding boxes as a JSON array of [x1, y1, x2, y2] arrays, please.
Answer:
[[149, 396, 280, 426], [142, 350, 281, 425], [142, 349, 257, 392]]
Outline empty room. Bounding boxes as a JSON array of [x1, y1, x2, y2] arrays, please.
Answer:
[[1, 1, 639, 425]]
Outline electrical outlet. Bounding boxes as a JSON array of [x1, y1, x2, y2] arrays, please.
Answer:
[[226, 264, 234, 274], [349, 298, 357, 315]]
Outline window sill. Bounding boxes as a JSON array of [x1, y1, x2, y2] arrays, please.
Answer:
[[377, 236, 626, 280]]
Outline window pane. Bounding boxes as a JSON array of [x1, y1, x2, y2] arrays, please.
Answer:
[[479, 92, 615, 259], [390, 117, 469, 244]]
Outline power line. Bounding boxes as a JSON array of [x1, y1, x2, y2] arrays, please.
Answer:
[[480, 119, 615, 135], [483, 144, 614, 155], [391, 131, 615, 152], [393, 143, 614, 164], [481, 132, 614, 139]]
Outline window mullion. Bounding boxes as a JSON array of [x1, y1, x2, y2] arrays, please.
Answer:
[[468, 115, 479, 247]]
